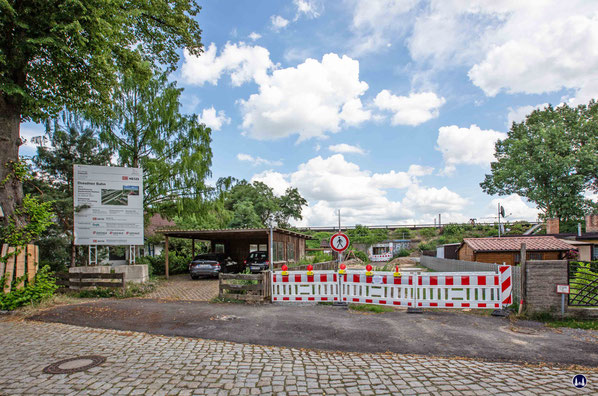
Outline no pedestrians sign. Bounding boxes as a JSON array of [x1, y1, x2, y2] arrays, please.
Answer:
[[330, 233, 349, 253]]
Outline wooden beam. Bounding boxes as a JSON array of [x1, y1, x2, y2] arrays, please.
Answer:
[[0, 244, 7, 276], [4, 247, 15, 293], [192, 238, 195, 258], [15, 248, 25, 289], [165, 235, 169, 279], [26, 244, 37, 283]]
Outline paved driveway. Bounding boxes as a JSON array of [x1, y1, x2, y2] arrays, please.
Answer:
[[0, 318, 594, 395], [144, 274, 218, 301], [30, 300, 598, 367]]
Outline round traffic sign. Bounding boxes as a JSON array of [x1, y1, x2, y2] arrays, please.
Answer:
[[330, 233, 349, 252]]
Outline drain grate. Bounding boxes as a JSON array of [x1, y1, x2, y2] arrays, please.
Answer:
[[43, 356, 106, 374]]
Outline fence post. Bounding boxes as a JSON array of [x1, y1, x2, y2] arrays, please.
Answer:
[[121, 272, 126, 294]]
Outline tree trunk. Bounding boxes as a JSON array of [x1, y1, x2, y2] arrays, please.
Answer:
[[0, 94, 24, 230]]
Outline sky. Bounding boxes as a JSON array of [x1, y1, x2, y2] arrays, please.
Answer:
[[19, 0, 598, 227]]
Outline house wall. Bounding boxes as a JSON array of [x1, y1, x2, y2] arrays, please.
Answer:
[[458, 244, 475, 261], [272, 232, 306, 263]]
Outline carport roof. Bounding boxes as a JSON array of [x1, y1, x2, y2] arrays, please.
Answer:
[[156, 227, 313, 240]]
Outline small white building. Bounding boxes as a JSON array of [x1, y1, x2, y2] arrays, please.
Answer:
[[368, 239, 411, 262]]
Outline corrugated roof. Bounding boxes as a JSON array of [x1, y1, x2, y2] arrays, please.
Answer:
[[463, 236, 576, 252], [156, 227, 313, 239]]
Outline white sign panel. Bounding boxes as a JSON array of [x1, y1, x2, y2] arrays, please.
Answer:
[[74, 165, 144, 246]]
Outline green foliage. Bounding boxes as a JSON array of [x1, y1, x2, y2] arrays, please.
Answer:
[[0, 266, 57, 310], [418, 241, 437, 251], [394, 248, 410, 258], [352, 250, 369, 263], [224, 180, 307, 228], [481, 100, 598, 220], [137, 251, 189, 277], [418, 228, 438, 238], [305, 232, 333, 249], [391, 228, 412, 239], [0, 0, 204, 122], [1, 194, 54, 247], [346, 225, 387, 245], [569, 261, 598, 305], [544, 318, 598, 330], [99, 72, 213, 215]]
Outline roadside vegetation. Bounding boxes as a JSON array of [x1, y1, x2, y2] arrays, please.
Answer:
[[349, 304, 394, 314]]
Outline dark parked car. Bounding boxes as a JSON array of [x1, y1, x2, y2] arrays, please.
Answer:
[[189, 253, 239, 279], [244, 251, 270, 273]]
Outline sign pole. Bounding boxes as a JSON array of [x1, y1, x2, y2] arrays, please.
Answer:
[[338, 210, 341, 267]]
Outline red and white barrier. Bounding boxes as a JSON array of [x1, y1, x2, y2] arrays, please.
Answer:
[[369, 253, 392, 262], [271, 270, 339, 302], [272, 266, 513, 310]]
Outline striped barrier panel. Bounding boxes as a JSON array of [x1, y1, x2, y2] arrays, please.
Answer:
[[413, 272, 502, 309], [272, 267, 513, 309], [340, 271, 414, 307], [369, 253, 392, 262], [271, 271, 339, 302]]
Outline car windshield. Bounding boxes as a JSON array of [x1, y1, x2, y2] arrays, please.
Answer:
[[193, 254, 220, 261], [250, 252, 267, 260]]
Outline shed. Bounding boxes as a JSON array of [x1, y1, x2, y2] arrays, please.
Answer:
[[157, 228, 312, 278], [457, 236, 576, 265], [436, 243, 461, 259]]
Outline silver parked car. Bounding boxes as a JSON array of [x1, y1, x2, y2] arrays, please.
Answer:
[[189, 253, 239, 279]]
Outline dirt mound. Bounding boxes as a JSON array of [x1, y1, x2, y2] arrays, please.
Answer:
[[388, 257, 418, 268]]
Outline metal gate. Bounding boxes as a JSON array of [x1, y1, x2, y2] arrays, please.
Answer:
[[272, 266, 512, 309], [568, 261, 598, 306]]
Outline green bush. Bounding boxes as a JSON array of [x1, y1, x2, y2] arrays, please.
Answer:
[[352, 250, 369, 262], [137, 251, 189, 276], [418, 241, 437, 251], [418, 228, 438, 238], [394, 248, 410, 258], [0, 265, 58, 310]]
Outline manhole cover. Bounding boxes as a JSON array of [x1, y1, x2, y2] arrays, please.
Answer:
[[509, 326, 538, 335], [43, 356, 106, 374]]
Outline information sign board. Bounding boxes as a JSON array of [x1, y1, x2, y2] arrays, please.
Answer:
[[74, 165, 144, 245]]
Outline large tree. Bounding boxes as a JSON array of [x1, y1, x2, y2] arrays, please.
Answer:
[[481, 101, 598, 220], [33, 114, 111, 266], [99, 71, 212, 215], [0, 0, 203, 227], [224, 181, 307, 228]]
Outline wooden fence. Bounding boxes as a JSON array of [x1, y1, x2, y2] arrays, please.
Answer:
[[219, 272, 270, 302], [1, 244, 39, 293], [56, 272, 126, 292]]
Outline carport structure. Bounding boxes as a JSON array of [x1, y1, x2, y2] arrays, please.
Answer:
[[157, 228, 313, 278]]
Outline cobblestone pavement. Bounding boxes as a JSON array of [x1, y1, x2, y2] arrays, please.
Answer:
[[144, 274, 218, 301], [0, 318, 595, 395]]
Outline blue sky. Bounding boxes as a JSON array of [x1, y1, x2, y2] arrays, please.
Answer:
[[20, 0, 598, 226]]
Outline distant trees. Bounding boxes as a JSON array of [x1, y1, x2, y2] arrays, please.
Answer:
[[481, 100, 598, 220]]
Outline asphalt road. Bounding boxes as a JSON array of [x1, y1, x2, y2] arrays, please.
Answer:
[[29, 299, 598, 367]]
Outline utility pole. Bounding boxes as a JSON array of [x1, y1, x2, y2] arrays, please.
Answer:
[[498, 203, 501, 238], [338, 209, 342, 266]]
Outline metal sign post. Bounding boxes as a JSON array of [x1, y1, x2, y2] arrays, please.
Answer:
[[556, 284, 570, 318], [88, 245, 97, 266]]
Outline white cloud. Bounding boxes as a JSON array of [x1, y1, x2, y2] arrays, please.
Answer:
[[294, 0, 322, 20], [506, 103, 549, 126], [271, 15, 289, 30], [374, 90, 445, 126], [197, 107, 231, 131], [181, 42, 273, 87], [251, 170, 290, 196], [248, 32, 262, 41], [328, 143, 365, 155], [436, 124, 506, 174], [348, 0, 418, 55], [240, 53, 370, 141], [489, 195, 540, 222], [237, 153, 283, 167], [252, 154, 465, 226]]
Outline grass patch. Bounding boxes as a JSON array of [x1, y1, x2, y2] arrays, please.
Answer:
[[349, 304, 394, 313], [545, 318, 598, 330]]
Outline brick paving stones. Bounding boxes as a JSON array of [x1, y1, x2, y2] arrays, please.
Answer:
[[0, 318, 595, 395], [145, 274, 218, 301]]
